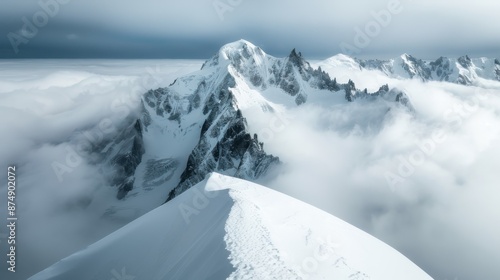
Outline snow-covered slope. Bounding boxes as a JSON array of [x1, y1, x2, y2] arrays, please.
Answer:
[[317, 53, 500, 85], [29, 173, 432, 280]]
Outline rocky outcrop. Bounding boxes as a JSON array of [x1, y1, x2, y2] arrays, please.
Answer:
[[80, 117, 145, 199], [111, 120, 145, 199]]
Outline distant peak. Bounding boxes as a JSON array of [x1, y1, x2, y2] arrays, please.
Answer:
[[333, 53, 354, 59], [325, 53, 356, 63], [288, 48, 308, 68], [200, 39, 267, 70], [400, 53, 414, 59], [289, 48, 301, 58]]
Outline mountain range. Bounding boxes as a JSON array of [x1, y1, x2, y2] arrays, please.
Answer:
[[319, 53, 500, 85]]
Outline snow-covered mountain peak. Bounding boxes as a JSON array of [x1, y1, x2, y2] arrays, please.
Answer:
[[400, 53, 412, 60], [329, 53, 355, 60], [219, 39, 265, 57], [323, 54, 360, 70], [205, 39, 268, 71], [287, 48, 309, 68]]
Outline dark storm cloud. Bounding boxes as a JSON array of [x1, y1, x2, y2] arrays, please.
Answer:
[[1, 0, 499, 59]]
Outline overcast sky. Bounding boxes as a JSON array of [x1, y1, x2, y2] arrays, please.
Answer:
[[1, 0, 499, 59]]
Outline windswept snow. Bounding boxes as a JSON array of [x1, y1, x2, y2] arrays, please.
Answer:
[[30, 173, 432, 280]]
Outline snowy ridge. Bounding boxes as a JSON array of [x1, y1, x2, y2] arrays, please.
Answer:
[[29, 173, 433, 280]]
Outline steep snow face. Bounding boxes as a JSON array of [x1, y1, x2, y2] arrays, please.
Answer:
[[29, 173, 433, 280], [322, 54, 361, 71]]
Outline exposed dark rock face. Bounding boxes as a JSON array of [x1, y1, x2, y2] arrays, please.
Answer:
[[429, 57, 453, 82], [112, 120, 145, 199], [400, 54, 432, 81], [344, 80, 356, 102], [393, 89, 415, 112], [495, 59, 500, 81], [457, 55, 472, 68], [143, 159, 179, 191], [157, 70, 280, 202], [81, 117, 145, 200], [166, 103, 279, 202]]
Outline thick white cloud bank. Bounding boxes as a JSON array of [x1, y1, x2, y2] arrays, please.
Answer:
[[0, 59, 499, 280]]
